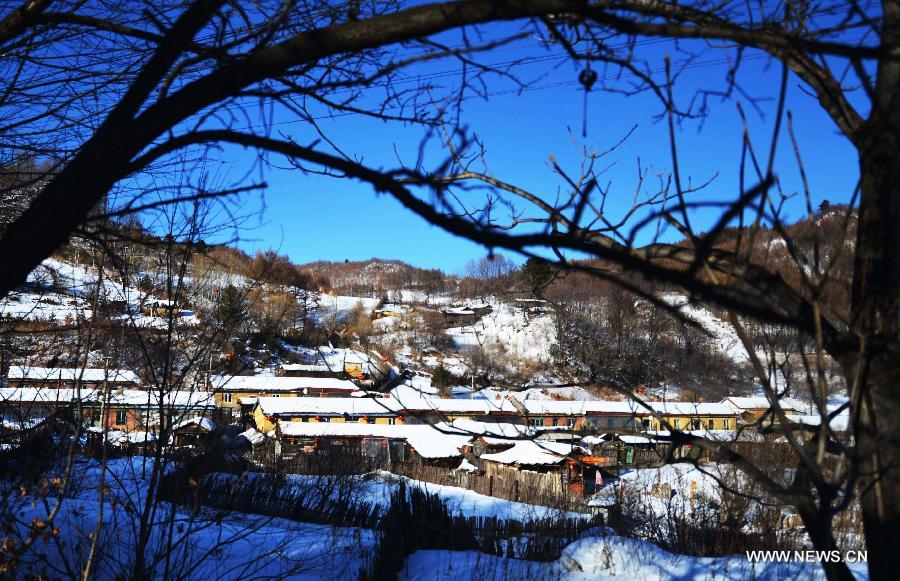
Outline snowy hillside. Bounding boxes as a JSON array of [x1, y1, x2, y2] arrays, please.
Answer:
[[447, 300, 557, 365]]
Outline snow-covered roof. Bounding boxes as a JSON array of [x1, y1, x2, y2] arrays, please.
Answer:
[[145, 297, 176, 306], [643, 429, 758, 442], [0, 415, 47, 431], [792, 412, 850, 432], [522, 399, 738, 417], [279, 363, 335, 373], [0, 387, 214, 409], [720, 396, 807, 413], [619, 434, 655, 445], [173, 416, 216, 432], [123, 431, 157, 444], [443, 307, 475, 315], [522, 400, 637, 415], [481, 440, 581, 466], [238, 427, 266, 445], [0, 387, 81, 404], [457, 458, 478, 472], [644, 401, 739, 416], [258, 397, 400, 417], [446, 418, 532, 441], [101, 389, 215, 409], [376, 303, 411, 313], [6, 366, 140, 384], [276, 422, 470, 458], [210, 375, 358, 392], [256, 395, 514, 417], [254, 395, 738, 421], [85, 428, 156, 445]]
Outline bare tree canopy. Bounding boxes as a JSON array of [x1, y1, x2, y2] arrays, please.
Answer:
[[0, 1, 898, 579]]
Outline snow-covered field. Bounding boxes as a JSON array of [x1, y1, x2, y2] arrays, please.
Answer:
[[9, 458, 867, 580], [13, 458, 375, 579], [400, 533, 868, 580]]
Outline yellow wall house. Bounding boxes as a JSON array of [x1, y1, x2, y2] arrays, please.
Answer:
[[639, 402, 740, 431], [210, 375, 359, 412], [719, 396, 807, 424], [251, 397, 405, 433]]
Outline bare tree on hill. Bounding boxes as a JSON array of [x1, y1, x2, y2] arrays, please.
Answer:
[[0, 1, 897, 579]]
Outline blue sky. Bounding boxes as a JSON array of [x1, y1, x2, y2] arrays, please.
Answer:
[[201, 30, 861, 273]]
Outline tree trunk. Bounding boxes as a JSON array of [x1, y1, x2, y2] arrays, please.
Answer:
[[848, 11, 900, 571], [800, 506, 855, 581]]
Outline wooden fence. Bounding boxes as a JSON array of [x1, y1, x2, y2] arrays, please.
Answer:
[[392, 461, 581, 510]]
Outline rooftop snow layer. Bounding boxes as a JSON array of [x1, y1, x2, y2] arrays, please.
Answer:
[[173, 416, 217, 432], [720, 396, 808, 413], [7, 366, 140, 384], [0, 387, 214, 408], [210, 375, 358, 392], [481, 440, 580, 466]]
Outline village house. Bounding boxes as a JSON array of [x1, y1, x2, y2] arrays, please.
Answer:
[[521, 400, 642, 431], [277, 362, 344, 379], [0, 387, 79, 423], [140, 298, 179, 317], [373, 303, 412, 320], [171, 416, 218, 448], [249, 395, 739, 436], [719, 396, 808, 425], [338, 350, 383, 380], [3, 366, 141, 390], [250, 396, 513, 433], [84, 428, 158, 455], [633, 401, 740, 431], [210, 375, 360, 420], [78, 389, 216, 433], [273, 421, 471, 468], [0, 387, 215, 437], [440, 304, 492, 327]]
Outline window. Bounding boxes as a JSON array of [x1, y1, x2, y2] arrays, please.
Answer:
[[115, 410, 127, 425], [529, 417, 543, 428], [223, 393, 232, 403], [672, 418, 681, 429], [708, 419, 716, 430]]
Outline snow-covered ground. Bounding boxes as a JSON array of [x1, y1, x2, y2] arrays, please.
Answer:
[[313, 293, 379, 323], [9, 457, 869, 580], [13, 457, 375, 579], [661, 293, 748, 364], [0, 290, 91, 322], [400, 533, 869, 580], [446, 300, 556, 366]]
